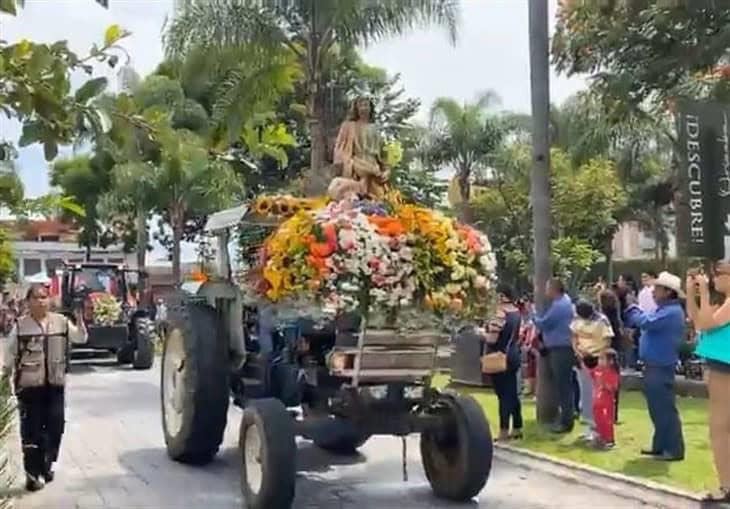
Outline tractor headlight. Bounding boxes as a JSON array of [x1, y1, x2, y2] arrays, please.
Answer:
[[404, 386, 424, 400]]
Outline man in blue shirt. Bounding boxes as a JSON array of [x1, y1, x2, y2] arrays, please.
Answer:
[[624, 271, 686, 461], [534, 278, 576, 433]]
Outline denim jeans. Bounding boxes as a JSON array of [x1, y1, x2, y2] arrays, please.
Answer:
[[576, 366, 595, 432], [643, 365, 685, 458]]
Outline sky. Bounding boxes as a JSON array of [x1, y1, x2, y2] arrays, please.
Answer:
[[0, 0, 586, 261]]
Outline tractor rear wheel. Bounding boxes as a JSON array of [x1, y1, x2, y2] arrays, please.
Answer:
[[421, 394, 492, 502], [133, 317, 154, 370], [161, 301, 229, 464]]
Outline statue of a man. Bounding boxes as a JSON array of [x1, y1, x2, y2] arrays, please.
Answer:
[[330, 96, 389, 200]]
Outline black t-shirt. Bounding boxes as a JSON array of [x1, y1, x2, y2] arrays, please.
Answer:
[[487, 310, 522, 371]]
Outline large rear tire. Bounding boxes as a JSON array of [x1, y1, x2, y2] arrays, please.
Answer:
[[239, 399, 296, 509], [133, 317, 154, 370], [421, 394, 492, 502], [161, 301, 229, 464]]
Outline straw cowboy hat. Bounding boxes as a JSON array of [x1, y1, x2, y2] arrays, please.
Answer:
[[653, 271, 685, 298]]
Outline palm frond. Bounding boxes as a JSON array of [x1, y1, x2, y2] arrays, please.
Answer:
[[164, 0, 288, 60], [429, 97, 463, 128], [336, 0, 461, 47]]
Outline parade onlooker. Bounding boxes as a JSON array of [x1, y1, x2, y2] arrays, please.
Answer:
[[534, 278, 576, 434], [686, 264, 730, 502], [618, 273, 638, 297], [616, 286, 640, 371], [623, 271, 686, 461], [517, 298, 537, 398], [1, 284, 88, 491], [598, 289, 623, 423], [571, 300, 613, 441], [638, 271, 658, 314], [482, 284, 523, 441], [591, 349, 620, 450]]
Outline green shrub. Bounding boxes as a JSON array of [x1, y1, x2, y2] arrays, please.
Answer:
[[0, 377, 15, 509]]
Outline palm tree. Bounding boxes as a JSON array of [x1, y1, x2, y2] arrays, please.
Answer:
[[110, 132, 242, 284], [428, 90, 506, 223], [165, 0, 461, 196]]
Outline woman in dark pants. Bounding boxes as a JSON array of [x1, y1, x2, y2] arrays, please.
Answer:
[[483, 284, 523, 442]]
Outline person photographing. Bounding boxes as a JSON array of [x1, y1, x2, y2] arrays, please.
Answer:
[[686, 264, 730, 502], [1, 283, 87, 491]]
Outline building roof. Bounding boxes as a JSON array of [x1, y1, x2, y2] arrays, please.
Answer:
[[11, 240, 126, 256]]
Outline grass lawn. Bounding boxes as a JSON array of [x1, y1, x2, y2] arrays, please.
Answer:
[[434, 375, 714, 493]]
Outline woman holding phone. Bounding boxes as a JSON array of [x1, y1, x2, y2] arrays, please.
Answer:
[[686, 264, 730, 502]]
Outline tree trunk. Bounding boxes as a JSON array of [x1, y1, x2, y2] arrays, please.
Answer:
[[306, 101, 329, 196], [85, 242, 91, 262], [171, 207, 183, 286], [457, 166, 473, 224], [135, 207, 146, 271], [528, 0, 557, 425], [303, 19, 330, 197], [605, 239, 614, 283]]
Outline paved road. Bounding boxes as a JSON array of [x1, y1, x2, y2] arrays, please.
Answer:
[[9, 358, 667, 509]]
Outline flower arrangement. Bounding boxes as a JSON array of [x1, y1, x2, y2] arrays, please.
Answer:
[[89, 292, 122, 326], [253, 191, 497, 326]]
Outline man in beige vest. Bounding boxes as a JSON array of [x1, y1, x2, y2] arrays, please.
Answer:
[[1, 283, 87, 491]]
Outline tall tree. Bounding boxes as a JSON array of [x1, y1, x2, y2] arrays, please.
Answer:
[[50, 155, 117, 260], [111, 130, 242, 283], [427, 91, 506, 223], [472, 145, 626, 292], [553, 0, 730, 107], [165, 0, 460, 195]]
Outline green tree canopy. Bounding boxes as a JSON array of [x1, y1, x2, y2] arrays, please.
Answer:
[[472, 144, 627, 291], [553, 0, 730, 107]]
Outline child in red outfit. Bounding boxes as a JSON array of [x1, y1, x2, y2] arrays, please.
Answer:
[[591, 349, 620, 449]]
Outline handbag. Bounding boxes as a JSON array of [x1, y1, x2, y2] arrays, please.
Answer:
[[696, 324, 730, 366], [481, 321, 518, 375]]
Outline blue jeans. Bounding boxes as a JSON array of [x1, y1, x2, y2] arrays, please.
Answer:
[[643, 365, 685, 458], [576, 366, 595, 431]]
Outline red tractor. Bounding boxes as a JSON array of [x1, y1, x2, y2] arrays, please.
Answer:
[[60, 262, 154, 370]]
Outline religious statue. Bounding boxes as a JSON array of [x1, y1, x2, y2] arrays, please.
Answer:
[[329, 96, 390, 200]]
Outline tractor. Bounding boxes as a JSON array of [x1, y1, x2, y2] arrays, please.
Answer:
[[60, 262, 155, 370], [160, 205, 493, 509]]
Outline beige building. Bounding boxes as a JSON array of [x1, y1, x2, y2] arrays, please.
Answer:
[[611, 221, 677, 261], [0, 219, 134, 281]]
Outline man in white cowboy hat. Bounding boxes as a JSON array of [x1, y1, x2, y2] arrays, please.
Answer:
[[624, 271, 686, 461]]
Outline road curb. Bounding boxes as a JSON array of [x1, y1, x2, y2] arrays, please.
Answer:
[[493, 443, 714, 509]]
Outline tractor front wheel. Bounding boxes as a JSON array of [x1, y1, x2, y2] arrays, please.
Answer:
[[239, 399, 296, 509]]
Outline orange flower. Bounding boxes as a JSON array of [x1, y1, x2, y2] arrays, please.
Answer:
[[307, 255, 329, 274], [367, 215, 406, 237], [309, 242, 334, 258]]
